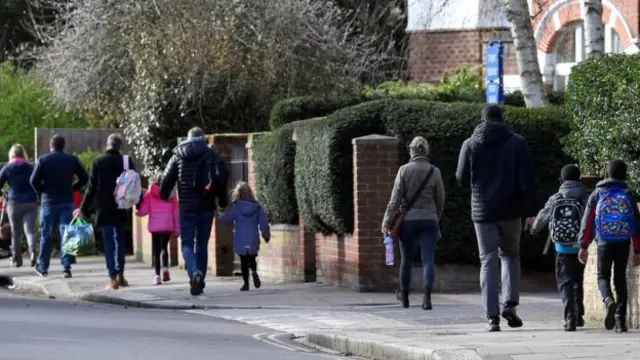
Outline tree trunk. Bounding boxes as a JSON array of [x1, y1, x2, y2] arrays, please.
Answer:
[[583, 0, 604, 57], [504, 0, 549, 107]]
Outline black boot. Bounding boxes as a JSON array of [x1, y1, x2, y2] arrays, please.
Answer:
[[487, 317, 500, 332], [604, 298, 616, 330], [422, 290, 432, 310], [564, 316, 576, 332], [577, 316, 585, 327], [615, 315, 628, 333], [401, 290, 410, 308]]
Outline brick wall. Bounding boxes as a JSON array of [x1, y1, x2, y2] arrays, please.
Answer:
[[408, 28, 517, 84]]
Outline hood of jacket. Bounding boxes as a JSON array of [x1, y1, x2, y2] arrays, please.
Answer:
[[596, 179, 628, 190], [558, 180, 588, 200], [234, 200, 260, 216], [174, 138, 209, 161], [470, 121, 514, 147]]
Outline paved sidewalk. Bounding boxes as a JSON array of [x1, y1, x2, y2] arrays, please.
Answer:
[[2, 257, 639, 359]]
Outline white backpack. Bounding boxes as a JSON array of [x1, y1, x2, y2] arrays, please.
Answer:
[[114, 155, 142, 209]]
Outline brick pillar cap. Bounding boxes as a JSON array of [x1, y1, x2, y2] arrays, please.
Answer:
[[352, 134, 398, 145], [246, 132, 269, 149]]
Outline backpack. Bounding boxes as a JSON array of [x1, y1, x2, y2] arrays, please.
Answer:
[[550, 194, 584, 245], [114, 155, 142, 209], [595, 187, 636, 242]]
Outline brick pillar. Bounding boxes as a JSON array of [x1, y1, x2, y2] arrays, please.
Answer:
[[246, 134, 257, 191], [299, 216, 317, 282], [351, 134, 399, 292]]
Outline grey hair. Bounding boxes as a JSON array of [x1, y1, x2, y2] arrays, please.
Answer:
[[8, 144, 28, 161], [107, 133, 124, 151], [188, 127, 205, 139], [408, 136, 429, 155]]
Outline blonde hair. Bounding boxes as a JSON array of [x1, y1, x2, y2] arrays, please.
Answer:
[[8, 144, 28, 161], [231, 181, 255, 202]]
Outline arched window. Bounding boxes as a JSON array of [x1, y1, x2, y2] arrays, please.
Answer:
[[553, 21, 625, 91]]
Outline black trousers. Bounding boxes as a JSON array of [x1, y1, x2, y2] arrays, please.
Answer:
[[152, 233, 170, 276], [555, 253, 585, 321], [240, 255, 257, 283], [597, 241, 630, 316]]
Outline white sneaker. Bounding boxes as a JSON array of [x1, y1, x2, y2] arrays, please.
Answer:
[[153, 275, 161, 285]]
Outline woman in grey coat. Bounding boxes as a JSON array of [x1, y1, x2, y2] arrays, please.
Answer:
[[382, 136, 445, 310], [0, 144, 38, 267]]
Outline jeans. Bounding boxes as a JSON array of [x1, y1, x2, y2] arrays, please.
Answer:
[[38, 203, 74, 272], [180, 211, 214, 278], [597, 240, 630, 316], [398, 219, 440, 293], [555, 253, 585, 321], [101, 225, 126, 279], [474, 218, 521, 318]]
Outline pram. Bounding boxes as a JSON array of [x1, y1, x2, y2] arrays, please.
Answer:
[[0, 191, 12, 259]]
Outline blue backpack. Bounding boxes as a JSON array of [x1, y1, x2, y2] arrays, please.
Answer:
[[595, 187, 636, 242]]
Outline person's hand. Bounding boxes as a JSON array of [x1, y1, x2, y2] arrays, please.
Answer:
[[382, 228, 390, 236], [634, 253, 640, 267], [264, 237, 270, 243], [73, 209, 82, 218], [217, 206, 225, 213], [578, 248, 589, 265], [523, 217, 535, 232]]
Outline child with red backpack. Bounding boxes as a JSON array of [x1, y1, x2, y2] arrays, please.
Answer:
[[136, 173, 179, 285], [531, 164, 588, 332], [578, 160, 640, 333]]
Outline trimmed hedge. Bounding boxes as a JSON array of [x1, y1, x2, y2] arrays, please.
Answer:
[[294, 99, 571, 269], [252, 127, 299, 224], [268, 95, 363, 130], [565, 54, 640, 185]]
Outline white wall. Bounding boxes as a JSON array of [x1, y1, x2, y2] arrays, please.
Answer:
[[407, 0, 509, 32]]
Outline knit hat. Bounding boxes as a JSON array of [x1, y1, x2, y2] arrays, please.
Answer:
[[560, 164, 581, 182]]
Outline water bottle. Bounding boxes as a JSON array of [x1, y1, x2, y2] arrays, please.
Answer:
[[384, 235, 394, 266]]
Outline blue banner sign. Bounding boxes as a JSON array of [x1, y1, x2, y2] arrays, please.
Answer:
[[486, 40, 504, 104]]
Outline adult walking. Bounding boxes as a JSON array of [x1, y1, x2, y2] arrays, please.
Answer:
[[160, 127, 229, 296], [0, 144, 38, 267], [78, 134, 137, 290], [30, 135, 89, 278], [455, 104, 536, 332], [382, 136, 445, 310]]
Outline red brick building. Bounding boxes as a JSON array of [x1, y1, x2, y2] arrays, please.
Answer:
[[407, 0, 639, 92]]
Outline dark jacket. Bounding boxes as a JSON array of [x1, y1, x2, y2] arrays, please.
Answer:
[[531, 180, 588, 254], [160, 138, 229, 214], [30, 150, 89, 206], [579, 179, 640, 253], [455, 121, 535, 223], [0, 160, 37, 204], [80, 149, 136, 226]]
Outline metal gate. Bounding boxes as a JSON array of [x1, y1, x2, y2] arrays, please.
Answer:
[[230, 146, 249, 275]]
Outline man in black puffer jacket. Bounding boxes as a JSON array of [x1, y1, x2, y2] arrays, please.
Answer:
[[160, 127, 229, 296], [455, 105, 536, 332]]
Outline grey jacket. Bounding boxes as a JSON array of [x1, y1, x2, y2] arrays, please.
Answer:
[[382, 156, 445, 232]]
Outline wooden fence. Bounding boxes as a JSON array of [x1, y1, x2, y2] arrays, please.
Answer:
[[34, 128, 144, 171]]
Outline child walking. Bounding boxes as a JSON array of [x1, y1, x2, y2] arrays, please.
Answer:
[[219, 181, 270, 291], [531, 165, 588, 331], [136, 173, 180, 285], [578, 160, 640, 332]]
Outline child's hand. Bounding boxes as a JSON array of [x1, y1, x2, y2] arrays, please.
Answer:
[[634, 253, 640, 267], [578, 248, 589, 265]]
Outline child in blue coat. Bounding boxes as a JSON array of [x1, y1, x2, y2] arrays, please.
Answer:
[[219, 181, 270, 291]]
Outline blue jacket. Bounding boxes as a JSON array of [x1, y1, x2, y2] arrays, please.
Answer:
[[219, 200, 270, 255], [0, 161, 37, 204], [30, 150, 89, 206], [531, 181, 589, 254]]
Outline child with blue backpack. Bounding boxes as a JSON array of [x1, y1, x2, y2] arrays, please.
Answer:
[[531, 164, 588, 332], [578, 160, 640, 333]]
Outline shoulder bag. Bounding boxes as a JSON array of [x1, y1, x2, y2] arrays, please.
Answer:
[[389, 167, 436, 240]]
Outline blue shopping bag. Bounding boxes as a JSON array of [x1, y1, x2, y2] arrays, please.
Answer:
[[63, 217, 95, 256]]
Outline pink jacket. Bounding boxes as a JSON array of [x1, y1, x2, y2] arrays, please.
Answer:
[[136, 184, 180, 235]]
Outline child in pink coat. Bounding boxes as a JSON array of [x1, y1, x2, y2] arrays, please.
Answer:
[[137, 173, 180, 285]]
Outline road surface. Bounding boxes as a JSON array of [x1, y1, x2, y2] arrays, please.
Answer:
[[0, 289, 345, 360]]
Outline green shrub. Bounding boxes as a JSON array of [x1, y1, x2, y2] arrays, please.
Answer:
[[268, 95, 363, 130], [252, 127, 299, 224], [565, 54, 640, 184], [295, 99, 571, 270], [0, 62, 87, 161]]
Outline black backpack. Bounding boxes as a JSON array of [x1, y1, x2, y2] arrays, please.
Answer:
[[550, 194, 584, 245]]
